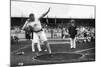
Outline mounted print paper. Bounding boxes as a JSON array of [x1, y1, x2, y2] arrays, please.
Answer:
[[11, 0, 95, 67]]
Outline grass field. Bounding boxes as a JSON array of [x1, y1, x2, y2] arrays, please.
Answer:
[[11, 38, 95, 67]]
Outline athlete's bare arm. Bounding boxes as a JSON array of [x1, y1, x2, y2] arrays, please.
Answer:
[[39, 7, 50, 20], [22, 19, 29, 30]]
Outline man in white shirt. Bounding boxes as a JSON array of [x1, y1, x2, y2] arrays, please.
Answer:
[[22, 8, 51, 56]]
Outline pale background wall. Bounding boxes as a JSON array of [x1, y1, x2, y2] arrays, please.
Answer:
[[11, 1, 95, 18]]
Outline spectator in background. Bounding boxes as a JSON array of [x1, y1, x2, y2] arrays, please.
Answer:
[[24, 26, 32, 40], [61, 28, 66, 39], [51, 28, 54, 39]]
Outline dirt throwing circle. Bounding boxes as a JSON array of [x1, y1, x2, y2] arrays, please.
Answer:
[[35, 53, 82, 61]]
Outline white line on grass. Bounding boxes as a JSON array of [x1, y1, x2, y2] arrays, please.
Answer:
[[11, 45, 31, 54], [74, 48, 95, 53]]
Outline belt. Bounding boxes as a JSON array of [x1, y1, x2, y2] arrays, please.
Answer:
[[33, 29, 43, 33]]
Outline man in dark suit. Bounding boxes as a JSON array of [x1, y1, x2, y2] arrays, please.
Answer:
[[68, 20, 77, 48]]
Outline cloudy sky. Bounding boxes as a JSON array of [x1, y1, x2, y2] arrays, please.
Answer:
[[11, 1, 95, 18]]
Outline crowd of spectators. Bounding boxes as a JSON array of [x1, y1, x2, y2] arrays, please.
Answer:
[[11, 20, 95, 42]]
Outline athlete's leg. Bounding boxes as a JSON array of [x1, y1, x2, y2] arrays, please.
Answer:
[[32, 33, 41, 52], [37, 40, 42, 52], [39, 31, 51, 54], [43, 41, 51, 54], [32, 41, 35, 52]]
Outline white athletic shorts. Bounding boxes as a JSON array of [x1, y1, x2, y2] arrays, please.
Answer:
[[32, 30, 47, 44]]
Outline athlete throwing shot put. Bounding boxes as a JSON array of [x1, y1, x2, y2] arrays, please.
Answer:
[[22, 8, 51, 55]]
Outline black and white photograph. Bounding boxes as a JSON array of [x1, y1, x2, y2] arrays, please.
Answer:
[[10, 0, 95, 67]]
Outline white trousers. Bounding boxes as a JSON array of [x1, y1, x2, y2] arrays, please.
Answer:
[[32, 31, 47, 52], [70, 37, 76, 48]]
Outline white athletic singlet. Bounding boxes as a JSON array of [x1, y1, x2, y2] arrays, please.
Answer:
[[27, 19, 42, 31]]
